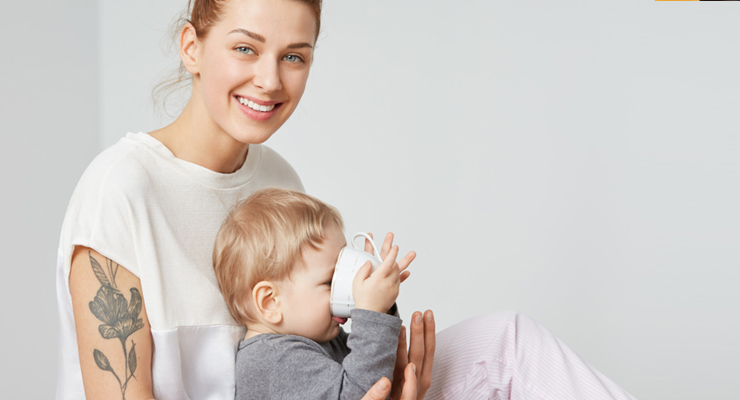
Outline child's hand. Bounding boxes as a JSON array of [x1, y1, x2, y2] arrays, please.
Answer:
[[353, 234, 415, 314], [366, 232, 414, 283]]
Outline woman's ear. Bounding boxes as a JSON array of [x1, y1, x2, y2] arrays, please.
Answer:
[[180, 23, 201, 75], [252, 281, 282, 324]]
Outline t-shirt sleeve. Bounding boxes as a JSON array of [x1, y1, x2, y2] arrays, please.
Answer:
[[60, 156, 139, 281], [258, 145, 305, 193]]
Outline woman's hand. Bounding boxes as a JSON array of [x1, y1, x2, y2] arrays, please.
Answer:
[[392, 310, 435, 400], [362, 363, 418, 400], [365, 233, 434, 399]]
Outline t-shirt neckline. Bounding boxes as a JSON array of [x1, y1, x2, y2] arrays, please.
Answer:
[[127, 132, 261, 189]]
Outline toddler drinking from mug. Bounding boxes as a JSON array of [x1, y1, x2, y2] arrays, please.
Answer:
[[212, 188, 416, 400]]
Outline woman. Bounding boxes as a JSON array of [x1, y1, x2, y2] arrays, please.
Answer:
[[56, 0, 635, 399]]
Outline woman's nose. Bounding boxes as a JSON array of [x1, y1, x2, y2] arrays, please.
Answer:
[[252, 58, 282, 93]]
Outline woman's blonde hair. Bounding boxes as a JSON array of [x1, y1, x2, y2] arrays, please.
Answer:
[[213, 188, 343, 325]]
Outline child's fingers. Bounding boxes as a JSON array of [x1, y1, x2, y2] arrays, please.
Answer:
[[364, 233, 374, 254], [397, 251, 416, 273], [380, 232, 394, 259], [352, 261, 373, 287], [375, 245, 399, 277]]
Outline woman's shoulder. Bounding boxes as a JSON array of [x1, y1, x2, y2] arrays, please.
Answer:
[[76, 132, 160, 194], [59, 133, 152, 276], [252, 144, 304, 192], [256, 144, 294, 170]]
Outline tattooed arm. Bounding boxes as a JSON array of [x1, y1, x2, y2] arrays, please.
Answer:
[[69, 246, 156, 400]]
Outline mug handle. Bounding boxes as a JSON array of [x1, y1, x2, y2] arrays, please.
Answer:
[[351, 232, 383, 262]]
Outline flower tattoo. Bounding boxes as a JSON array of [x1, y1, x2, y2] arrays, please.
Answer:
[[88, 252, 144, 399]]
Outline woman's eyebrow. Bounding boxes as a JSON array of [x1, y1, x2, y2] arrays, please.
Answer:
[[228, 28, 313, 50], [287, 42, 313, 50], [229, 28, 265, 42]]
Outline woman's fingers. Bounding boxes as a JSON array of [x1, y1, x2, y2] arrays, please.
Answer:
[[400, 270, 411, 283], [365, 366, 417, 400], [408, 311, 425, 379], [395, 326, 409, 371], [419, 310, 436, 394], [362, 377, 392, 400], [401, 363, 418, 400], [391, 326, 408, 400], [390, 364, 418, 400], [394, 312, 433, 400]]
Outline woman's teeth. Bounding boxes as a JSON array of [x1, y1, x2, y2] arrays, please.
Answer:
[[237, 97, 276, 112]]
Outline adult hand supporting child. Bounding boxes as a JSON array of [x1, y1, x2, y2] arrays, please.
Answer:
[[362, 363, 418, 400], [392, 311, 435, 400]]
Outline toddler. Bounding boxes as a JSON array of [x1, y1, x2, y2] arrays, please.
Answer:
[[213, 188, 415, 399]]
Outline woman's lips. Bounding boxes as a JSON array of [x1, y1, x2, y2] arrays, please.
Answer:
[[235, 95, 282, 121], [332, 316, 348, 325]]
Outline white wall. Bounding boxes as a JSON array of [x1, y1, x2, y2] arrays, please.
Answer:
[[4, 0, 737, 398], [278, 4, 740, 397], [0, 0, 99, 397]]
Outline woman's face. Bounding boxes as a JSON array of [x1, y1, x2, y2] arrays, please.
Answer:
[[191, 0, 317, 144]]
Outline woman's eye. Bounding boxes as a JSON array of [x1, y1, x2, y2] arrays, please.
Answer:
[[324, 281, 332, 286], [236, 46, 255, 55], [283, 54, 304, 63]]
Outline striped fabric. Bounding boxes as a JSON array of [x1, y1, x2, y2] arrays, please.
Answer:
[[426, 311, 637, 400]]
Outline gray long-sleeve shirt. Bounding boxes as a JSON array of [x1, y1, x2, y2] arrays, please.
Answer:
[[235, 309, 402, 400]]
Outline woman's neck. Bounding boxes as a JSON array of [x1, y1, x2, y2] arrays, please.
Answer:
[[150, 99, 249, 174]]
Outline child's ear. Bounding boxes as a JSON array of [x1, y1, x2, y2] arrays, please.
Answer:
[[252, 281, 282, 324]]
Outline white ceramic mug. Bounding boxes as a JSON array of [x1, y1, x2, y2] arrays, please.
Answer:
[[330, 232, 383, 318]]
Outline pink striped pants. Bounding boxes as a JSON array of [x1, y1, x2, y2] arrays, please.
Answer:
[[426, 311, 637, 400]]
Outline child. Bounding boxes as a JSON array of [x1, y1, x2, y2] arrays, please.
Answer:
[[213, 188, 416, 400]]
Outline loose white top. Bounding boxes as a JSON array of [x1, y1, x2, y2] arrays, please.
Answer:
[[56, 132, 304, 399]]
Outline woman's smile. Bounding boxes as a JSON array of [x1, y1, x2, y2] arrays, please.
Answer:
[[235, 95, 283, 121]]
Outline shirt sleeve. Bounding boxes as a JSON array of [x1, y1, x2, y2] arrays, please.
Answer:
[[341, 309, 402, 395], [61, 157, 140, 280], [236, 311, 401, 400]]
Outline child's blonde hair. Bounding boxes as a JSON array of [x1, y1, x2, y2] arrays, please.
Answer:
[[213, 188, 343, 325]]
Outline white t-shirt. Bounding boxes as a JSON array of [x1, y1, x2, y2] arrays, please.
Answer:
[[55, 132, 304, 399]]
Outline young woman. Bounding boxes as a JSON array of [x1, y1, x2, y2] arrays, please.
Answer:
[[56, 0, 636, 399]]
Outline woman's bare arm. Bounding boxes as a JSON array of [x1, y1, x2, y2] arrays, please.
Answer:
[[69, 246, 155, 400]]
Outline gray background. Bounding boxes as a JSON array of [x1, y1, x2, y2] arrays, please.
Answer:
[[2, 0, 738, 399]]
